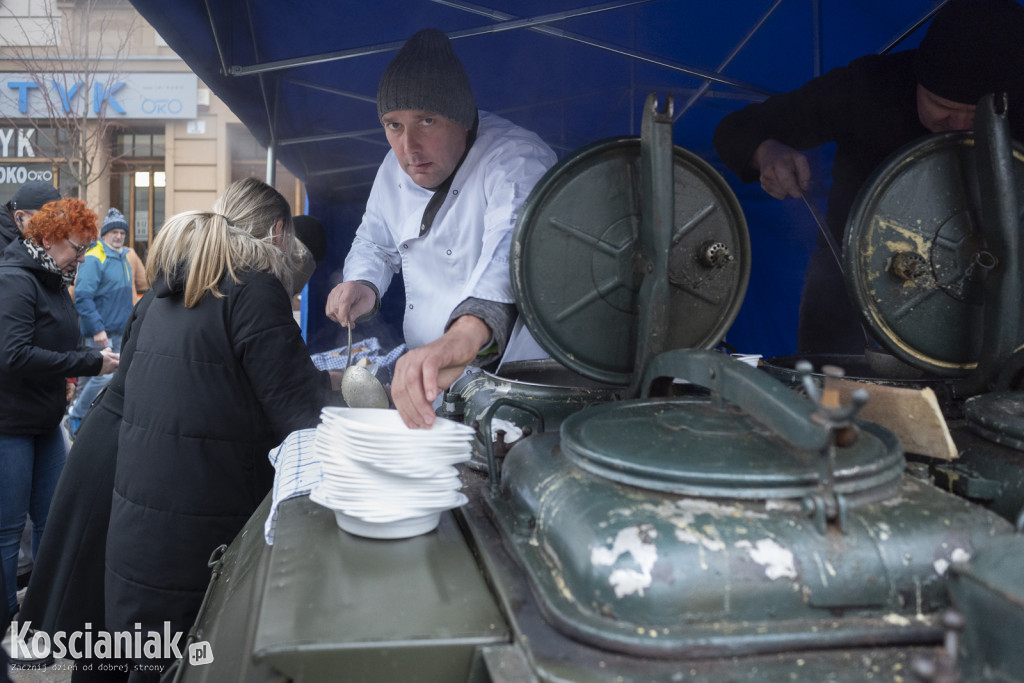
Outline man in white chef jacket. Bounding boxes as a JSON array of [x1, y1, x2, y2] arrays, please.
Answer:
[[326, 28, 556, 429]]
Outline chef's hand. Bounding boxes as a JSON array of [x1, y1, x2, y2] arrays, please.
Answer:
[[753, 139, 811, 199], [391, 315, 491, 429], [325, 281, 376, 327], [99, 347, 120, 375]]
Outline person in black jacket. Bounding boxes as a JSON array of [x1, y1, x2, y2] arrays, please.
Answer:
[[103, 179, 342, 681], [0, 199, 119, 624], [713, 0, 1024, 354], [17, 291, 154, 682], [0, 181, 62, 252]]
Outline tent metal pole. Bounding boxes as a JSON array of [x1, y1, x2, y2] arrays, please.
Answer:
[[201, 0, 229, 77], [242, 0, 279, 177], [674, 0, 783, 121], [228, 0, 652, 76], [278, 128, 385, 147], [811, 0, 823, 78], [437, 0, 775, 95], [879, 0, 949, 54], [266, 144, 276, 186]]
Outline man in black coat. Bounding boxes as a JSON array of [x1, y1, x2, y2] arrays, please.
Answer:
[[713, 0, 1024, 354]]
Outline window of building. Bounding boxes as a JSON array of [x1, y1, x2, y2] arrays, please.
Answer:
[[110, 129, 164, 262], [228, 123, 305, 213]]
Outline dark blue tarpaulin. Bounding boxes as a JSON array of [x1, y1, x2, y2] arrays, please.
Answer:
[[129, 0, 943, 356]]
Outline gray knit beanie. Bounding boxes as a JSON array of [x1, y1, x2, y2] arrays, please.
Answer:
[[102, 207, 128, 236], [377, 28, 477, 130]]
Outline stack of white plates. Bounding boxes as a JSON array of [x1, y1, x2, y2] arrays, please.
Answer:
[[310, 407, 475, 539]]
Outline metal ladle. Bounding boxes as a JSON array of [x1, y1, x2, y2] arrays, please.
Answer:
[[341, 324, 390, 409]]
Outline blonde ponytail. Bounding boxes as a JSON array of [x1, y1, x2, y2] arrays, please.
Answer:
[[145, 179, 294, 308]]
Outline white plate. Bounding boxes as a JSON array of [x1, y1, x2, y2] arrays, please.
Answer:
[[318, 475, 464, 497], [320, 407, 475, 438], [319, 436, 472, 465], [314, 428, 473, 460], [330, 428, 474, 449], [343, 453, 469, 477], [313, 484, 464, 511], [319, 455, 463, 483], [318, 483, 464, 506]]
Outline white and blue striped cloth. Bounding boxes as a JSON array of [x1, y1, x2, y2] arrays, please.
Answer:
[[265, 428, 320, 544]]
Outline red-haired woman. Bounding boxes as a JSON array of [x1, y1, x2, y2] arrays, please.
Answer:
[[0, 198, 119, 625]]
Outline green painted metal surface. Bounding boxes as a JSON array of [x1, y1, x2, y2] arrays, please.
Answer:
[[560, 397, 902, 498], [173, 494, 287, 683], [844, 128, 1024, 378], [559, 348, 903, 499], [456, 469, 953, 682], [438, 359, 625, 470], [948, 535, 1024, 681], [251, 496, 509, 683], [931, 421, 1024, 524], [966, 391, 1024, 451], [510, 112, 749, 386], [490, 431, 1012, 658]]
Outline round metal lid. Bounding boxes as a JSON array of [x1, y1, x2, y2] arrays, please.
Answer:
[[845, 133, 1024, 376], [512, 137, 750, 385], [966, 391, 1024, 451], [559, 397, 903, 498]]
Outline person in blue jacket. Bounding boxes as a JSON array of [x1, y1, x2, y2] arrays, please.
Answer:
[[67, 208, 133, 435]]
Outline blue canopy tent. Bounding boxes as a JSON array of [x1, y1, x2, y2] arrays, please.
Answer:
[[127, 0, 943, 357]]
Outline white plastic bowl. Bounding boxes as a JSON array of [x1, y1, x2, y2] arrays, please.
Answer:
[[332, 509, 441, 539]]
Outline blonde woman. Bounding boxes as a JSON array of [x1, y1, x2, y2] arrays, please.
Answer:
[[103, 178, 340, 679]]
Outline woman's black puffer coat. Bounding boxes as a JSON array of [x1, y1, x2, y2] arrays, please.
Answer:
[[105, 268, 333, 644], [0, 241, 102, 435]]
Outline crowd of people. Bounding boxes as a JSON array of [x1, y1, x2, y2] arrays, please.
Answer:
[[3, 0, 1023, 680]]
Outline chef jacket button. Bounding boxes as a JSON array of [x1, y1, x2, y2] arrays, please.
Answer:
[[446, 249, 452, 255], [452, 189, 459, 196], [408, 304, 414, 310], [402, 243, 409, 250]]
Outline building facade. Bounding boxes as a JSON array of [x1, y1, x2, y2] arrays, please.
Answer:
[[0, 0, 303, 261]]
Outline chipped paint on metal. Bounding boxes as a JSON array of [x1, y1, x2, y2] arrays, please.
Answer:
[[809, 551, 837, 589], [950, 547, 970, 563], [934, 547, 971, 576], [673, 528, 724, 551], [883, 613, 911, 627], [735, 538, 798, 580], [591, 525, 660, 598], [551, 563, 577, 603], [489, 417, 523, 442]]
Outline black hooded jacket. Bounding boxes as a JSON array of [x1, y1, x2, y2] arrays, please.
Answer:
[[0, 207, 21, 251], [0, 240, 103, 434]]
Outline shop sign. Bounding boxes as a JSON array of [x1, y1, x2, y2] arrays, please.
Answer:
[[0, 73, 198, 120], [0, 161, 55, 199], [0, 165, 52, 183]]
